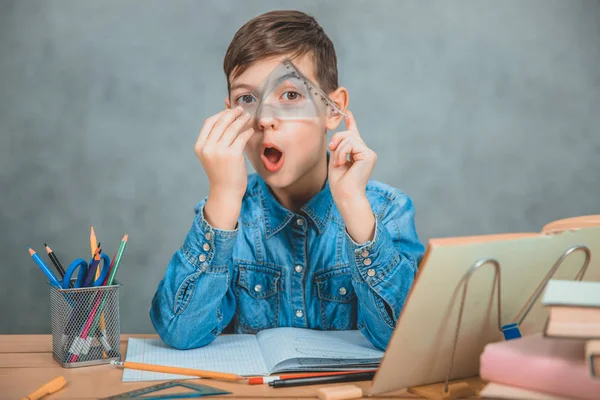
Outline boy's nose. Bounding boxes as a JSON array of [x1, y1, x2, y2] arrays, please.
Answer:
[[257, 115, 280, 131]]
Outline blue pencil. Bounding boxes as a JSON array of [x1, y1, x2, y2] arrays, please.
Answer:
[[28, 247, 62, 287]]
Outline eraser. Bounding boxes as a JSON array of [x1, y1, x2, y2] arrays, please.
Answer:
[[317, 384, 363, 400]]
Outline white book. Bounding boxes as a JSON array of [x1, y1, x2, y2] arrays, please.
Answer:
[[541, 280, 600, 308]]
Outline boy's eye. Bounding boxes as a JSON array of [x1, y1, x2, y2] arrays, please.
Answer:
[[235, 94, 256, 105], [281, 91, 302, 101]]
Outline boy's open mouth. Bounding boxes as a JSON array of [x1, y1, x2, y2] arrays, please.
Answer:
[[261, 143, 284, 173]]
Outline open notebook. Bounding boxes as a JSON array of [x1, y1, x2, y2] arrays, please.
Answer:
[[122, 327, 384, 382]]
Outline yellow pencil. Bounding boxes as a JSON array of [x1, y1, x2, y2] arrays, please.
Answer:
[[91, 226, 108, 358], [110, 360, 245, 381]]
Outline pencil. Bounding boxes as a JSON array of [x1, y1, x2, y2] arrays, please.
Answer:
[[269, 371, 376, 388], [44, 243, 69, 288], [27, 247, 62, 288], [90, 228, 108, 357], [110, 360, 245, 381], [90, 226, 97, 258], [247, 369, 376, 384], [82, 244, 102, 287]]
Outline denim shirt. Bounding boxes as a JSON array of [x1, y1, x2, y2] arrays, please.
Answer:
[[150, 173, 425, 351]]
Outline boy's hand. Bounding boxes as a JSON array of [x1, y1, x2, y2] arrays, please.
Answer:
[[328, 110, 377, 202], [328, 110, 377, 244], [194, 106, 255, 230]]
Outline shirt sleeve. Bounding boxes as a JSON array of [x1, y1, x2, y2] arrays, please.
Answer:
[[345, 192, 425, 350], [149, 198, 238, 349]]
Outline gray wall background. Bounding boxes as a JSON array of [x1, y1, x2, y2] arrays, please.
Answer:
[[1, 0, 599, 334]]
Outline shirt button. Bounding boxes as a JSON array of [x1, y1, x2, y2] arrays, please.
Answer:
[[367, 268, 376, 277], [198, 254, 207, 262], [295, 265, 303, 273], [254, 284, 262, 293], [361, 250, 369, 258], [296, 218, 304, 226], [202, 243, 211, 251], [205, 232, 212, 241], [339, 287, 347, 295], [364, 258, 372, 266], [295, 310, 304, 318]]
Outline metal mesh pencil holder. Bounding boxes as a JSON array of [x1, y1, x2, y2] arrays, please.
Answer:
[[48, 280, 122, 368]]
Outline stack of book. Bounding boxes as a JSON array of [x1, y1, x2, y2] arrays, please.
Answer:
[[479, 279, 600, 400]]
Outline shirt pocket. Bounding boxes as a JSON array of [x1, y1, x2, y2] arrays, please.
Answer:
[[315, 267, 357, 330], [234, 262, 281, 332]]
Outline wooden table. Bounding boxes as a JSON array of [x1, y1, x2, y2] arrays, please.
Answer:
[[1, 334, 423, 399]]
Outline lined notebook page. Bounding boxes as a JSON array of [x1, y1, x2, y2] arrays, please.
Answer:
[[122, 335, 269, 382]]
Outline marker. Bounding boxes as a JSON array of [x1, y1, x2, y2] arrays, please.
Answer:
[[28, 247, 61, 288], [44, 243, 69, 287]]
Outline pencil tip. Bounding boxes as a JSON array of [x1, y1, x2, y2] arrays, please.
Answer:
[[123, 234, 128, 242], [28, 247, 35, 256]]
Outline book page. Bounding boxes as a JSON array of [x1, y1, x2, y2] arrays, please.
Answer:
[[256, 328, 384, 373], [122, 335, 269, 382]]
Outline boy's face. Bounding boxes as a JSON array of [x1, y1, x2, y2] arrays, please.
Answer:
[[226, 55, 345, 190]]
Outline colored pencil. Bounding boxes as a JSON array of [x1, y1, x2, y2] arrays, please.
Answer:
[[111, 360, 245, 381], [90, 226, 97, 258], [28, 247, 61, 287], [91, 228, 108, 358], [248, 369, 376, 384], [269, 371, 376, 388], [82, 244, 102, 287], [44, 243, 66, 279]]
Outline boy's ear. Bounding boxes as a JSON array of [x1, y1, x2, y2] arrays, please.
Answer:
[[325, 86, 349, 131], [224, 97, 231, 109]]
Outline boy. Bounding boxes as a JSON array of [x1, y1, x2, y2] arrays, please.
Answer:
[[150, 10, 424, 351]]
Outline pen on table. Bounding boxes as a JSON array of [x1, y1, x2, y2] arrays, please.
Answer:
[[27, 247, 62, 288], [20, 376, 67, 400], [44, 243, 69, 288], [110, 360, 245, 382], [248, 369, 376, 385], [268, 371, 376, 388]]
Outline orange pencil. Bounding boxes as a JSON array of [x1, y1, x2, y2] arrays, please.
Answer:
[[90, 226, 97, 258], [110, 360, 245, 381]]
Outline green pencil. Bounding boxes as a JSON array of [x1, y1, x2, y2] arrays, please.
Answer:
[[106, 234, 128, 285]]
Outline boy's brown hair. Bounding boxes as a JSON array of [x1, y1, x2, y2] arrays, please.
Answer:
[[223, 10, 339, 95]]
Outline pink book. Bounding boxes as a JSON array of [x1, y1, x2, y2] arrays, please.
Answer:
[[480, 333, 600, 400]]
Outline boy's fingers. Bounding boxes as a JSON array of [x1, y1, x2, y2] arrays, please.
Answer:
[[220, 112, 252, 146], [344, 110, 358, 133], [196, 110, 228, 147], [328, 131, 354, 151], [335, 137, 353, 167], [206, 107, 245, 144], [232, 127, 256, 151]]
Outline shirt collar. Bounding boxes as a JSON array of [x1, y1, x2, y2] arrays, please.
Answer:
[[257, 174, 333, 238]]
